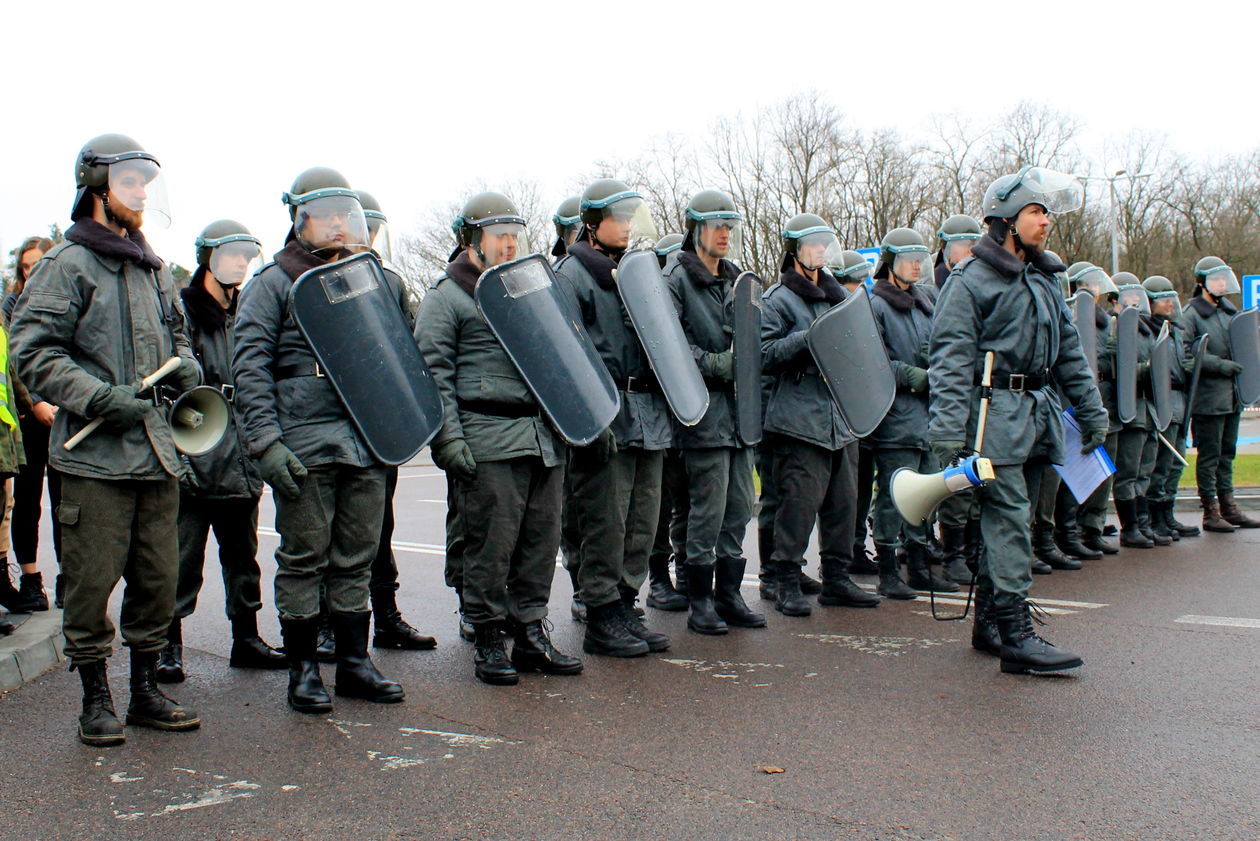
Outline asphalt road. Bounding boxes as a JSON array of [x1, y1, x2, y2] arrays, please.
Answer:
[[1, 461, 1258, 841]]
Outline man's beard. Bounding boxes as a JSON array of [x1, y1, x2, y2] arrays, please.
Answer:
[[105, 195, 144, 232]]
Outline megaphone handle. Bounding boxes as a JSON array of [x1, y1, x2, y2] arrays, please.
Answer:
[[973, 351, 995, 456], [64, 357, 183, 451]]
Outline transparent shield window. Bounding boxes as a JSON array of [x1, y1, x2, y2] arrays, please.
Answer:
[[295, 194, 370, 255], [695, 217, 742, 264], [1117, 286, 1151, 314], [891, 251, 932, 285], [796, 230, 843, 271], [209, 240, 263, 287], [108, 158, 171, 229], [1022, 167, 1085, 214], [1204, 266, 1241, 297], [368, 217, 393, 264], [477, 222, 527, 268]]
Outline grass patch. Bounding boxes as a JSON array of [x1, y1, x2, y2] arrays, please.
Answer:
[[1180, 452, 1260, 488]]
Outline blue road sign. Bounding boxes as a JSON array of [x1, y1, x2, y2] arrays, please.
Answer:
[[1242, 274, 1260, 311]]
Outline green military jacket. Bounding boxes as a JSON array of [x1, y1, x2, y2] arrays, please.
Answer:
[[1180, 295, 1242, 417]]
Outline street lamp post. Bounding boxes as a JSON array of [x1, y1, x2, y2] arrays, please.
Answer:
[[1077, 170, 1153, 275]]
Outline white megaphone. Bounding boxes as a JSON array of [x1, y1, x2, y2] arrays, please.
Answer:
[[891, 351, 998, 525], [168, 386, 231, 456]]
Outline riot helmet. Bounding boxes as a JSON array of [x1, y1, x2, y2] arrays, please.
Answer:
[[1143, 275, 1182, 318], [72, 133, 171, 229], [357, 190, 392, 264], [1193, 256, 1242, 298], [282, 167, 370, 256], [874, 227, 931, 285], [1068, 262, 1119, 307], [194, 219, 262, 287], [654, 233, 684, 269], [551, 196, 582, 257], [937, 214, 982, 269], [830, 250, 873, 289], [981, 166, 1085, 222], [1113, 272, 1150, 314], [781, 213, 842, 272], [579, 179, 655, 251], [683, 189, 742, 263], [452, 191, 528, 269]]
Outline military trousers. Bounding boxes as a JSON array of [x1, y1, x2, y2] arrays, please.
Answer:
[[371, 466, 400, 599], [1078, 432, 1120, 533], [853, 443, 875, 552], [457, 457, 561, 626], [273, 464, 385, 620], [1191, 411, 1240, 497], [1149, 420, 1189, 504], [12, 412, 61, 568], [443, 472, 467, 591], [681, 446, 754, 568], [755, 441, 779, 541], [769, 436, 857, 567], [570, 446, 663, 608], [648, 448, 688, 570], [174, 494, 262, 621], [978, 460, 1047, 609], [58, 474, 178, 666], [871, 447, 936, 548], [1034, 465, 1061, 529], [559, 463, 581, 574], [1114, 426, 1158, 501]]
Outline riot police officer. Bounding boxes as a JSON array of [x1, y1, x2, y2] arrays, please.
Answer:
[[928, 167, 1108, 674], [933, 214, 982, 292], [654, 233, 684, 271], [234, 167, 405, 713], [11, 134, 202, 744], [416, 191, 582, 684], [551, 196, 582, 259]]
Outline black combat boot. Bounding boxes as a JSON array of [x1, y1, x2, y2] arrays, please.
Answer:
[[126, 650, 201, 731], [0, 561, 41, 613], [618, 592, 671, 650], [280, 616, 332, 714], [1056, 526, 1102, 560], [76, 660, 125, 746], [1147, 500, 1178, 542], [971, 586, 1001, 657], [473, 622, 519, 685], [714, 556, 766, 627], [818, 555, 879, 608], [315, 611, 336, 663], [156, 618, 185, 683], [15, 571, 48, 612], [875, 545, 917, 600], [798, 568, 823, 596], [1163, 500, 1199, 537], [54, 573, 65, 609], [0, 616, 13, 636], [757, 528, 777, 600], [992, 600, 1083, 674], [849, 542, 879, 576], [772, 561, 812, 617], [568, 566, 586, 623], [1200, 494, 1237, 533], [1117, 498, 1154, 548], [1136, 497, 1172, 545], [646, 554, 687, 611], [371, 592, 437, 650], [510, 619, 583, 675], [939, 525, 972, 584], [1219, 492, 1260, 528], [330, 612, 404, 703], [673, 560, 689, 593], [905, 543, 960, 592], [228, 613, 286, 669], [1033, 524, 1081, 570], [583, 600, 650, 656], [685, 564, 729, 635], [1081, 525, 1119, 555]]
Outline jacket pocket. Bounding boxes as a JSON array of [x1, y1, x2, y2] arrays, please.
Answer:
[[56, 502, 81, 526], [27, 292, 71, 315]]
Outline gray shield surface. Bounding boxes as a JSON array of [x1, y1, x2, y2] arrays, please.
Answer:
[[1183, 335, 1209, 427], [475, 254, 620, 446], [1070, 290, 1098, 377], [615, 249, 708, 426], [291, 252, 444, 465], [1115, 306, 1139, 424], [732, 271, 764, 447], [806, 288, 896, 438], [1229, 308, 1260, 405], [1149, 323, 1174, 432]]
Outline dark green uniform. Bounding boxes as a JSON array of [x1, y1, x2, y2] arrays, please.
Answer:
[[1181, 295, 1244, 498]]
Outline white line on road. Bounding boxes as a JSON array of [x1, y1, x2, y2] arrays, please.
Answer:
[[1174, 615, 1260, 629]]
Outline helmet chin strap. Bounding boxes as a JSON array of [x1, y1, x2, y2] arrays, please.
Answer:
[[98, 191, 126, 229]]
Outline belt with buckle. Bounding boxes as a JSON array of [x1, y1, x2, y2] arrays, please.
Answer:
[[275, 362, 325, 379]]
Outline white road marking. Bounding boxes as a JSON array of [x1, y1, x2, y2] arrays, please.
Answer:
[[398, 727, 515, 748], [795, 633, 957, 656], [1175, 615, 1260, 630]]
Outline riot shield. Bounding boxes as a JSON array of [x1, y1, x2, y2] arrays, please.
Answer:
[[1149, 323, 1174, 432], [806, 288, 896, 438], [732, 271, 763, 446], [1070, 290, 1098, 377], [615, 249, 708, 426], [1229, 308, 1260, 405], [290, 252, 444, 465], [1183, 335, 1209, 427], [1115, 306, 1139, 424], [475, 253, 619, 446]]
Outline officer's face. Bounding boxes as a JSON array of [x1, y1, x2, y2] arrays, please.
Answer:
[[110, 164, 151, 213], [945, 240, 973, 267], [698, 221, 733, 259], [595, 215, 631, 250], [19, 247, 45, 280], [480, 231, 520, 267], [798, 241, 827, 271], [1015, 205, 1052, 249], [210, 249, 252, 286], [302, 206, 352, 252], [1152, 297, 1177, 317]]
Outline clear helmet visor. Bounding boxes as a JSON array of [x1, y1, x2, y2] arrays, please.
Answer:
[[592, 197, 657, 251], [1075, 267, 1119, 300], [107, 158, 171, 229], [1021, 167, 1085, 214], [795, 230, 843, 271], [367, 216, 393, 264], [891, 250, 932, 285], [943, 238, 976, 268], [209, 240, 263, 287], [1203, 266, 1241, 297], [1117, 285, 1151, 314], [294, 195, 370, 255], [1149, 292, 1182, 318], [475, 221, 529, 268], [834, 260, 872, 286], [693, 216, 742, 264]]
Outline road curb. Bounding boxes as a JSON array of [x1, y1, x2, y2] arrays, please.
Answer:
[[0, 608, 64, 692]]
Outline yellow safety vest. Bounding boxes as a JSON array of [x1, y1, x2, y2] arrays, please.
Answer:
[[0, 325, 19, 430]]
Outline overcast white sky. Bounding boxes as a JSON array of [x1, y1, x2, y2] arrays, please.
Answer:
[[1, 1, 1249, 266]]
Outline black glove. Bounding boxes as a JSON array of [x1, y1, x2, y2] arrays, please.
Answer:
[[931, 439, 967, 468], [1219, 359, 1244, 376], [699, 349, 735, 381], [170, 357, 202, 392], [905, 366, 929, 394], [258, 441, 307, 500], [1079, 427, 1108, 455], [87, 384, 151, 432], [433, 439, 477, 483], [178, 456, 200, 493]]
